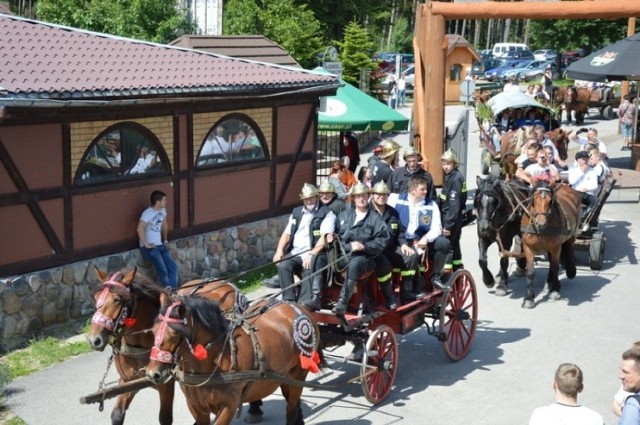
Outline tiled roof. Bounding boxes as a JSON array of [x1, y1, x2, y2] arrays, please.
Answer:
[[170, 35, 301, 68], [0, 14, 337, 101]]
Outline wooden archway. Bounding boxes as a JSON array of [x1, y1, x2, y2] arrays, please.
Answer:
[[414, 0, 640, 184]]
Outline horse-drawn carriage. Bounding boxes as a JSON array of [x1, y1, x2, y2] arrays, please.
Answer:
[[552, 85, 622, 123], [82, 239, 478, 423], [474, 170, 614, 310], [477, 91, 563, 177]]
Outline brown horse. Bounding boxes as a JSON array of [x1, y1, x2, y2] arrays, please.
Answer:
[[553, 86, 590, 124], [499, 127, 535, 179], [86, 269, 262, 425], [520, 183, 581, 309], [146, 295, 321, 425]]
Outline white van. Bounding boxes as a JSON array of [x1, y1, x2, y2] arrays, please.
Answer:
[[492, 43, 529, 58]]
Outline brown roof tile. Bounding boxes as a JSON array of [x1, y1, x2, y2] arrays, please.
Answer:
[[0, 14, 337, 100], [170, 35, 301, 68]]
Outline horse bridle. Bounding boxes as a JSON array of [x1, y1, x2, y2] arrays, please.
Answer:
[[150, 300, 229, 366], [529, 185, 554, 221], [91, 272, 135, 337]]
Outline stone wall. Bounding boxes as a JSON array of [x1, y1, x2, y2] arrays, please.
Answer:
[[0, 215, 288, 352]]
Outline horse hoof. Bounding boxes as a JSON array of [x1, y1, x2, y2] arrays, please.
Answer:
[[549, 291, 562, 301], [495, 284, 508, 297], [513, 267, 525, 277], [484, 278, 496, 289], [522, 299, 536, 309], [245, 413, 263, 424], [566, 267, 577, 279]]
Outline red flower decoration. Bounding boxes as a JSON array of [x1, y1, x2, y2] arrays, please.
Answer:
[[123, 318, 136, 328], [192, 344, 208, 360]]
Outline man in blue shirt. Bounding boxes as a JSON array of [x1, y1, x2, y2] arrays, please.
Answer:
[[619, 345, 640, 425]]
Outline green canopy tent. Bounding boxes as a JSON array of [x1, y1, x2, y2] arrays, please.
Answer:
[[314, 68, 409, 132]]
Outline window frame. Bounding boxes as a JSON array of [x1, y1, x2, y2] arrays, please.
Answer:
[[74, 122, 171, 187], [195, 113, 270, 170]]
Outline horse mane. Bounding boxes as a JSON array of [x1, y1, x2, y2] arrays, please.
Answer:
[[475, 175, 502, 203], [95, 269, 166, 305], [177, 296, 229, 336]]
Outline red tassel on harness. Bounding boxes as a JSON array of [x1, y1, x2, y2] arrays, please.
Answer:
[[299, 351, 320, 373], [192, 344, 208, 360], [123, 318, 136, 328]]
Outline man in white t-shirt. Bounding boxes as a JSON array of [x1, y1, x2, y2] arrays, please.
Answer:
[[529, 363, 604, 425], [516, 145, 560, 186], [137, 190, 179, 289], [570, 127, 608, 160], [568, 150, 599, 231]]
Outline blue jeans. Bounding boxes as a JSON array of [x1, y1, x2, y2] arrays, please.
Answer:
[[140, 245, 179, 289]]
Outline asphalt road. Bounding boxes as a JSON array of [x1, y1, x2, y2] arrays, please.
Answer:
[[6, 103, 640, 425]]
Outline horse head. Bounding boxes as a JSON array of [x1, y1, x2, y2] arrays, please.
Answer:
[[547, 128, 572, 161], [86, 267, 138, 351], [563, 86, 577, 104], [475, 175, 502, 238], [529, 181, 554, 228], [146, 295, 228, 385]]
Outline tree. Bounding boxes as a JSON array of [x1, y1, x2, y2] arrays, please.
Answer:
[[35, 0, 196, 44], [335, 20, 378, 88], [528, 19, 627, 53], [224, 0, 324, 69]]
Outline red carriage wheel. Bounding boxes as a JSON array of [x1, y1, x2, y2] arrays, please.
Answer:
[[361, 325, 398, 404], [440, 269, 478, 362]]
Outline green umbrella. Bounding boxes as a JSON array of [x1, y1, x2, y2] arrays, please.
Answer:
[[314, 68, 409, 132]]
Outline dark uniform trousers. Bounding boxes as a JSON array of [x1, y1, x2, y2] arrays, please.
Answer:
[[278, 253, 328, 302]]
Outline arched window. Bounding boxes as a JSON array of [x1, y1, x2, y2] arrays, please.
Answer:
[[450, 64, 463, 82], [196, 115, 267, 168], [75, 123, 170, 186]]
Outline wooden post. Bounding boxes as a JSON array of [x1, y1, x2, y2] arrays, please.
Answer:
[[622, 18, 638, 100], [413, 3, 447, 185]]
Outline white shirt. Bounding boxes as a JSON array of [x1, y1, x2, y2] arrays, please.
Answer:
[[285, 207, 336, 258], [576, 136, 608, 154], [529, 403, 604, 425], [397, 78, 406, 90], [129, 154, 156, 174], [568, 166, 599, 196], [139, 207, 166, 247]]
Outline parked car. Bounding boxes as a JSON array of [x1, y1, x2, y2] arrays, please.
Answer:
[[471, 57, 503, 78], [381, 65, 415, 88], [533, 49, 557, 61], [484, 59, 527, 81], [501, 49, 535, 60], [518, 60, 565, 82], [501, 60, 547, 81]]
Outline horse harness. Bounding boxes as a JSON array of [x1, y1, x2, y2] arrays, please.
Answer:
[[520, 185, 575, 236], [156, 299, 325, 390]]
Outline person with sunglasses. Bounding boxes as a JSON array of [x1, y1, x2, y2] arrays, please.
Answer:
[[570, 127, 608, 161], [516, 145, 560, 186]]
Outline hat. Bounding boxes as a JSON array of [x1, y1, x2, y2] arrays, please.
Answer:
[[379, 139, 400, 159], [350, 182, 370, 196], [371, 181, 390, 195], [373, 145, 383, 154], [299, 183, 319, 199], [318, 181, 336, 194], [575, 150, 589, 160], [441, 148, 459, 164], [403, 146, 422, 161]]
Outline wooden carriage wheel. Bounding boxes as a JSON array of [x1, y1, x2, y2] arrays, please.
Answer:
[[360, 324, 398, 404], [440, 270, 478, 361]]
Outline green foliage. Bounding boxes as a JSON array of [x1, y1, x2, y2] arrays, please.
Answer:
[[224, 0, 323, 68], [224, 0, 261, 34], [529, 18, 627, 53], [390, 17, 413, 54], [35, 0, 196, 44], [336, 21, 378, 87], [1, 337, 91, 379]]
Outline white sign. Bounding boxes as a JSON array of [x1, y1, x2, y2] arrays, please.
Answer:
[[323, 62, 343, 77]]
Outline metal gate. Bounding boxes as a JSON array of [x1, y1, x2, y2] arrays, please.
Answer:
[[316, 131, 341, 185], [444, 108, 470, 180]]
